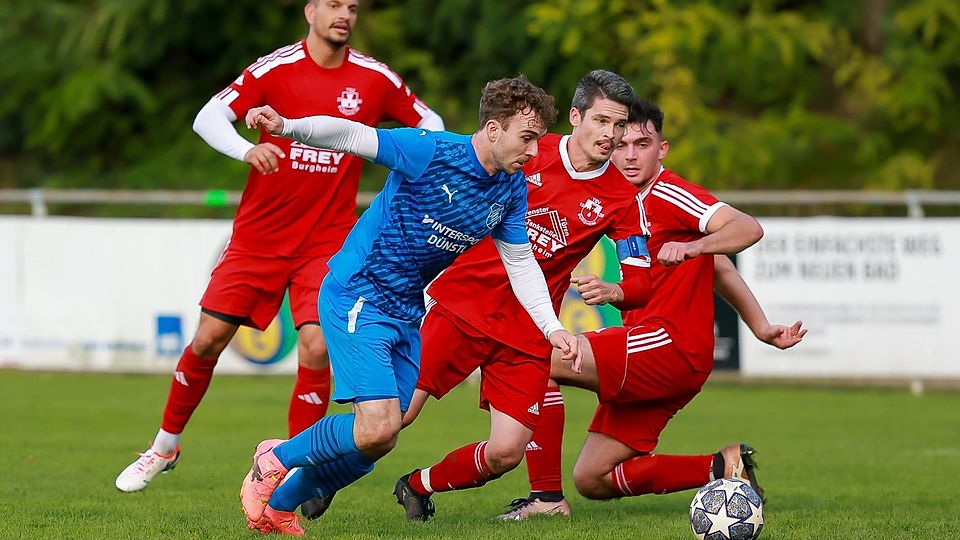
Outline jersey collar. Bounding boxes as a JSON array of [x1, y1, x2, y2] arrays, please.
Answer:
[[559, 135, 610, 180]]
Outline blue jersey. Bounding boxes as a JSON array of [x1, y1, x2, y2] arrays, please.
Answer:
[[327, 128, 529, 321]]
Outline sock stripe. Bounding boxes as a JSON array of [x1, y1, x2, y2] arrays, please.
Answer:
[[614, 463, 634, 496], [475, 441, 491, 479], [419, 467, 434, 493]]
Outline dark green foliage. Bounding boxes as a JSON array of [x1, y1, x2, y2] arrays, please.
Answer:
[[1, 0, 958, 197]]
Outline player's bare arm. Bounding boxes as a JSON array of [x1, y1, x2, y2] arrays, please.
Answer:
[[572, 274, 623, 306], [549, 329, 581, 371], [246, 105, 285, 134], [713, 254, 806, 350], [243, 143, 286, 175], [658, 206, 763, 266]]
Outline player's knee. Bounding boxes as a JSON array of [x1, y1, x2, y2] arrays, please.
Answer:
[[572, 464, 608, 500], [354, 417, 401, 454], [297, 337, 329, 369], [484, 443, 525, 474], [190, 334, 229, 358]]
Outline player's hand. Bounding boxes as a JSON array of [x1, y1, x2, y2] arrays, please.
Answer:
[[549, 330, 582, 373], [572, 274, 623, 306], [245, 106, 285, 134], [757, 320, 806, 350], [243, 143, 286, 174], [657, 240, 703, 266]]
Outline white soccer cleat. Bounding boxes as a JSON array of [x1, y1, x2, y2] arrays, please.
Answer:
[[115, 446, 181, 493], [495, 496, 571, 520]]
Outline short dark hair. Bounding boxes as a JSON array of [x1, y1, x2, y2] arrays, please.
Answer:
[[478, 75, 558, 131], [627, 97, 665, 137], [571, 70, 635, 114]]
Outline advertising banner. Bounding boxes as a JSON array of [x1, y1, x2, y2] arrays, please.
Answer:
[[738, 218, 960, 378]]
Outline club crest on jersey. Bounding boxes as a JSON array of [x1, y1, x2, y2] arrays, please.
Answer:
[[486, 203, 505, 229], [578, 197, 606, 226], [337, 87, 363, 116]]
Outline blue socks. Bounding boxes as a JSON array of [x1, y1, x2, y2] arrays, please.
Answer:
[[269, 451, 376, 511], [275, 413, 358, 469]]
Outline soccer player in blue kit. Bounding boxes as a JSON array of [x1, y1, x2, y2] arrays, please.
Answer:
[[237, 76, 581, 535]]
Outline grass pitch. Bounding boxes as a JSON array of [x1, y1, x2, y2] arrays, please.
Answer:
[[2, 371, 958, 539]]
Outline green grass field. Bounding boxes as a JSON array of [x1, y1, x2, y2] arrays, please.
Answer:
[[3, 371, 958, 539]]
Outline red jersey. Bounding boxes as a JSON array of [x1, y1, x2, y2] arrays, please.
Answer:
[[215, 42, 431, 256], [621, 169, 726, 372], [427, 133, 649, 357]]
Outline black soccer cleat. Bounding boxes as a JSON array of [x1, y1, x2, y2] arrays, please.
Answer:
[[737, 444, 765, 503], [300, 492, 336, 520], [393, 472, 436, 522]]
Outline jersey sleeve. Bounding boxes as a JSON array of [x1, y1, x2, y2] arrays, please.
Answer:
[[372, 128, 436, 178], [213, 67, 266, 120], [492, 175, 530, 245], [650, 179, 726, 233], [607, 193, 650, 241], [384, 82, 432, 128]]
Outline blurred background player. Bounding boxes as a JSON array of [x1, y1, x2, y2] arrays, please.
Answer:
[[237, 76, 580, 535], [115, 0, 443, 500], [391, 70, 654, 522], [502, 98, 806, 519]]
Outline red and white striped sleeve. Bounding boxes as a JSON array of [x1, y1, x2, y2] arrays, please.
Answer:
[[649, 179, 726, 233]]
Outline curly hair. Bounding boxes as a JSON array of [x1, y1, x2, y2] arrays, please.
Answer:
[[477, 75, 558, 131]]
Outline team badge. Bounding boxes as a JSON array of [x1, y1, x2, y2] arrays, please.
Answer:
[[578, 197, 606, 226], [486, 203, 505, 229], [337, 87, 363, 116]]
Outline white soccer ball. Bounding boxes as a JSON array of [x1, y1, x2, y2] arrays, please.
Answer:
[[689, 478, 764, 540]]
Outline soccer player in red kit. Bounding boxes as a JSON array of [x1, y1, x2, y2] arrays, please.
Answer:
[[115, 0, 443, 501], [378, 71, 653, 522], [503, 98, 807, 519]]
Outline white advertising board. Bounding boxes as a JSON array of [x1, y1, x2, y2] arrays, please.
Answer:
[[738, 218, 960, 378], [0, 217, 299, 374], [0, 220, 20, 365], [3, 216, 959, 378]]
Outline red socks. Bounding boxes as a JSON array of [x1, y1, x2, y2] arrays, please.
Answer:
[[160, 345, 217, 434], [612, 454, 713, 496], [287, 364, 331, 437], [527, 386, 565, 493], [408, 441, 499, 495]]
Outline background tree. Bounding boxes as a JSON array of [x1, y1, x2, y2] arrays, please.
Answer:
[[0, 0, 957, 206]]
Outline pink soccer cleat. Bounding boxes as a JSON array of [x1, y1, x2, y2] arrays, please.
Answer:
[[246, 505, 305, 536], [240, 439, 289, 524]]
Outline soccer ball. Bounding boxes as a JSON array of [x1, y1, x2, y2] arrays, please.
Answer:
[[689, 478, 764, 540]]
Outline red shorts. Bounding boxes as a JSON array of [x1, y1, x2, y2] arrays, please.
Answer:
[[417, 304, 549, 430], [583, 324, 709, 453], [200, 246, 335, 331]]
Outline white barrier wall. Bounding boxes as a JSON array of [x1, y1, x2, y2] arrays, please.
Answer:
[[0, 216, 297, 374], [738, 218, 960, 378], [1, 216, 958, 378]]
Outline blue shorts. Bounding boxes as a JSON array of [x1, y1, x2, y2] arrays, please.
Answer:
[[319, 275, 421, 412]]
